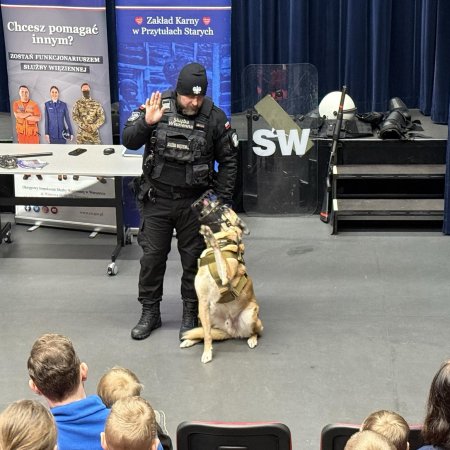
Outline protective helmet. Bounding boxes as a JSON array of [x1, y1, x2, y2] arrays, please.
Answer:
[[319, 91, 357, 120], [62, 129, 71, 140]]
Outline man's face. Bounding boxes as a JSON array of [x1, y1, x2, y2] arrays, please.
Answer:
[[81, 84, 90, 98], [19, 87, 29, 102], [177, 94, 204, 116]]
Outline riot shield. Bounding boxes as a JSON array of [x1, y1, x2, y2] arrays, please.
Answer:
[[240, 63, 318, 215]]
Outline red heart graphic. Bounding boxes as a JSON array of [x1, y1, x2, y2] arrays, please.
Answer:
[[202, 16, 211, 25], [135, 16, 143, 25]]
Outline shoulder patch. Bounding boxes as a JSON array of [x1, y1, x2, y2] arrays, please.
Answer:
[[225, 121, 231, 130], [128, 111, 141, 122], [231, 132, 239, 148]]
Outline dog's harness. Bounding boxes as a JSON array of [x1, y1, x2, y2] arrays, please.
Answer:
[[198, 231, 248, 304]]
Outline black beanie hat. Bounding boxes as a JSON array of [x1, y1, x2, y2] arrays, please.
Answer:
[[176, 62, 208, 96]]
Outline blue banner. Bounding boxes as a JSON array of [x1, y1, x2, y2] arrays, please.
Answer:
[[115, 0, 231, 227], [115, 0, 232, 130]]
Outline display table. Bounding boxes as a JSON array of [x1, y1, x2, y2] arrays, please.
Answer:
[[0, 143, 142, 275]]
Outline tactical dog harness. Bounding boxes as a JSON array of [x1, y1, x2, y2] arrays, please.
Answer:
[[198, 230, 248, 304]]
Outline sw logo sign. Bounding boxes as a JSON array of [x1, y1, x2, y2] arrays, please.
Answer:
[[252, 128, 311, 156]]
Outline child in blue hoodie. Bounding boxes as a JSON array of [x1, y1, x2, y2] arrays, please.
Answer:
[[28, 333, 110, 450]]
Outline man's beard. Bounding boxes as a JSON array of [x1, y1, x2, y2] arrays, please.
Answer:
[[180, 105, 200, 116], [176, 96, 200, 116]]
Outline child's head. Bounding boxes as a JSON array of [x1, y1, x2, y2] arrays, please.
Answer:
[[97, 366, 143, 408], [0, 399, 57, 450], [101, 396, 157, 450], [361, 410, 410, 450], [345, 430, 396, 450], [28, 333, 85, 403]]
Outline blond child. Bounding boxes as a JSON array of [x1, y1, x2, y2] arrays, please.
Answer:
[[345, 430, 396, 450], [101, 396, 158, 450], [97, 367, 171, 450], [0, 399, 57, 450], [361, 410, 410, 450], [97, 367, 143, 407]]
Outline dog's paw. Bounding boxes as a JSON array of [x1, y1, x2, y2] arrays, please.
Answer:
[[201, 349, 213, 364], [247, 335, 258, 348], [180, 339, 200, 348]]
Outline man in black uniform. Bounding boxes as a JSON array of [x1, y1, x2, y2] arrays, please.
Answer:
[[122, 62, 238, 341]]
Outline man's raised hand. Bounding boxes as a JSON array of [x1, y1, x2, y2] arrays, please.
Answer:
[[145, 91, 167, 126]]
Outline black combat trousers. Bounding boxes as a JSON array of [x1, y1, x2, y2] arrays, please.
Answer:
[[137, 193, 205, 302]]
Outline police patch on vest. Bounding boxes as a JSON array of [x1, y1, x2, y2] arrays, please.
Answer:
[[168, 116, 194, 130], [167, 141, 189, 151], [128, 111, 141, 122]]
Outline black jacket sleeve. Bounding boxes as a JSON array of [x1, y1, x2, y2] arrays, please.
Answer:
[[211, 107, 238, 203], [156, 423, 173, 450], [121, 108, 156, 150]]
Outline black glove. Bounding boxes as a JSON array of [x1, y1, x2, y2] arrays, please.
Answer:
[[356, 111, 384, 125]]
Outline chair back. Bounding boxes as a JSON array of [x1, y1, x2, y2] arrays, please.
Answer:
[[320, 423, 359, 450], [177, 420, 292, 450], [408, 425, 424, 450]]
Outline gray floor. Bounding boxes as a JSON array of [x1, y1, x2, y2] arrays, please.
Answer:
[[1, 213, 450, 449]]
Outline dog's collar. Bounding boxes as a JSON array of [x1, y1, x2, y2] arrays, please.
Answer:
[[204, 230, 242, 251], [203, 217, 233, 233]]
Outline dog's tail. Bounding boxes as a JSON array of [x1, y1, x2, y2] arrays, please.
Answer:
[[182, 327, 231, 341]]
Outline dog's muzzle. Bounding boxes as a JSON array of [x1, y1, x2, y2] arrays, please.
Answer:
[[191, 190, 250, 234], [191, 189, 227, 232]]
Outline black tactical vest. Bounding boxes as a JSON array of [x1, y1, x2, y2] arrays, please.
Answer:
[[147, 90, 214, 188]]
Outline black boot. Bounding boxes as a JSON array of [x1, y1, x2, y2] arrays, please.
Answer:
[[131, 298, 162, 340], [179, 298, 199, 341]]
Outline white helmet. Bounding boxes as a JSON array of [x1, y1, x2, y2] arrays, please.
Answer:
[[319, 91, 357, 120]]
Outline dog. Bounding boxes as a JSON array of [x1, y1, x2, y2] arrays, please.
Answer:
[[180, 205, 263, 363]]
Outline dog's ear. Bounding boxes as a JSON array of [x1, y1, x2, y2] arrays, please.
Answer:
[[223, 207, 250, 235], [236, 216, 250, 235]]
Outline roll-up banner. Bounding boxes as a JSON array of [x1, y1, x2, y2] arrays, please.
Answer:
[[115, 0, 232, 228], [1, 0, 116, 232]]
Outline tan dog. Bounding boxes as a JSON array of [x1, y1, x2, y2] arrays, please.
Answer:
[[180, 207, 263, 363]]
